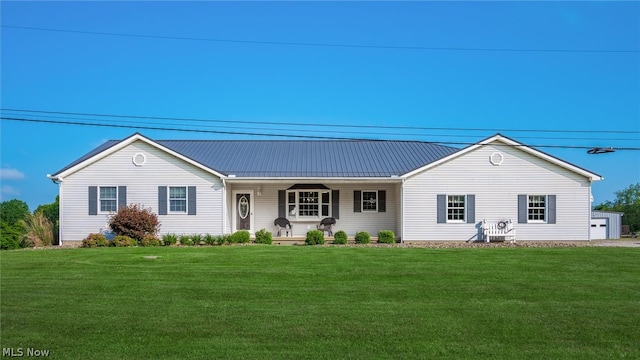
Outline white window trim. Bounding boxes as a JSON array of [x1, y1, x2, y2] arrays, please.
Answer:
[[99, 186, 118, 214], [168, 186, 188, 214], [446, 194, 466, 223], [286, 189, 331, 220], [527, 195, 547, 223], [361, 190, 378, 212]]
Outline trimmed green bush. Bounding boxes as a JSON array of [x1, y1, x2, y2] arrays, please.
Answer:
[[179, 234, 193, 246], [82, 233, 109, 248], [354, 231, 371, 244], [377, 230, 395, 244], [161, 233, 178, 246], [112, 235, 136, 247], [305, 230, 325, 245], [230, 230, 251, 244], [333, 230, 348, 245], [254, 229, 273, 245]]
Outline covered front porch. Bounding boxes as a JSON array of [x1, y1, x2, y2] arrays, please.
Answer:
[[223, 180, 402, 240]]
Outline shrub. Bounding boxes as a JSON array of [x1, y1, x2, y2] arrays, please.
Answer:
[[377, 230, 396, 244], [190, 234, 203, 246], [179, 234, 193, 246], [305, 230, 325, 245], [217, 234, 230, 246], [355, 231, 371, 244], [139, 234, 161, 247], [333, 230, 348, 245], [230, 230, 251, 244], [203, 234, 216, 246], [108, 204, 160, 242], [82, 233, 109, 248], [162, 233, 178, 246], [112, 235, 136, 247], [254, 228, 272, 245], [19, 211, 54, 247]]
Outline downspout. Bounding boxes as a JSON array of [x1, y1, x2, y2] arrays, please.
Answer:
[[222, 178, 227, 234], [401, 178, 405, 244], [47, 175, 63, 246]]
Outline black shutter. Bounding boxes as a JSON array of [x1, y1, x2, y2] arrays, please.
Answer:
[[548, 195, 556, 224], [518, 194, 527, 224], [466, 194, 475, 223], [188, 186, 197, 215], [354, 190, 361, 213], [332, 190, 340, 219], [378, 190, 386, 212], [158, 186, 167, 215], [118, 186, 127, 210], [278, 190, 286, 218], [88, 186, 98, 215], [437, 194, 446, 223]]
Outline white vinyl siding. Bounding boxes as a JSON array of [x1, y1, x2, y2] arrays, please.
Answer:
[[59, 140, 223, 242], [404, 143, 592, 241]]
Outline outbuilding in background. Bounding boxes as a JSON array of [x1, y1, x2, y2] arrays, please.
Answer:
[[591, 210, 624, 240]]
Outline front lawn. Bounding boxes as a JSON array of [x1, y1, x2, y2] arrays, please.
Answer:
[[1, 246, 638, 359]]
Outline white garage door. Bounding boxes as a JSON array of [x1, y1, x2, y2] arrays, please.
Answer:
[[590, 218, 608, 240]]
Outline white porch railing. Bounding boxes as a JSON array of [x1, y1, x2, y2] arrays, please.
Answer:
[[482, 219, 517, 243]]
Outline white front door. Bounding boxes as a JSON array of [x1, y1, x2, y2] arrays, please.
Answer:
[[233, 190, 254, 233]]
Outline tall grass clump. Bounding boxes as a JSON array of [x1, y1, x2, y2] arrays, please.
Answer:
[[19, 211, 54, 247]]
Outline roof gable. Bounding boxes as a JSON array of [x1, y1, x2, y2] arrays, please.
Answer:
[[50, 133, 227, 179], [402, 133, 603, 181]]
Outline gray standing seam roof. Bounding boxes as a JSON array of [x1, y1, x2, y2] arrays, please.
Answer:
[[52, 137, 460, 178]]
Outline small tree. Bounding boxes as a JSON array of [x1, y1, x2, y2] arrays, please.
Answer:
[[594, 183, 640, 232], [108, 204, 160, 242]]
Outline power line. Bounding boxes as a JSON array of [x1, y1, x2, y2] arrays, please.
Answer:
[[3, 116, 639, 151], [2, 110, 638, 142], [3, 108, 638, 135], [3, 25, 639, 54]]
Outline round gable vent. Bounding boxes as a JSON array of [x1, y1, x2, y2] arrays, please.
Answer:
[[490, 152, 503, 166], [132, 153, 147, 166]]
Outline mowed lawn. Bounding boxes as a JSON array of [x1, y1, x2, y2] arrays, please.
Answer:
[[1, 246, 639, 359]]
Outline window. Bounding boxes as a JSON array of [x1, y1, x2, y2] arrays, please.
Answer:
[[447, 195, 466, 222], [528, 195, 546, 222], [99, 186, 117, 212], [362, 191, 378, 211], [437, 194, 474, 224], [169, 186, 187, 213], [287, 189, 331, 219]]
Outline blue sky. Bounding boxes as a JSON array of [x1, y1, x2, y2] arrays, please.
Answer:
[[1, 1, 638, 210]]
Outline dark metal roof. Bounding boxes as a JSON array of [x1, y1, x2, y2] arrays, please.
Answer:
[[52, 136, 459, 178]]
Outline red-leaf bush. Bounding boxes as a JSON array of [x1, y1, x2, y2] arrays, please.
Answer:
[[108, 204, 160, 241]]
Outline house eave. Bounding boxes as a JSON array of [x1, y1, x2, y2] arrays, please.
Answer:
[[223, 176, 404, 184]]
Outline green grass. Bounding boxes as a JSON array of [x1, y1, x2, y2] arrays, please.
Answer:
[[1, 247, 639, 359]]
